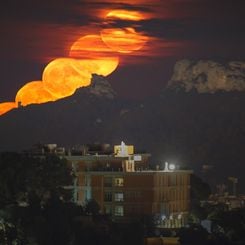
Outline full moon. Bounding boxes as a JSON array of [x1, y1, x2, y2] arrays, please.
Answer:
[[14, 35, 119, 106], [101, 27, 148, 53], [69, 35, 119, 75], [0, 102, 17, 116], [106, 9, 144, 21], [15, 81, 57, 106], [101, 10, 148, 53], [42, 58, 91, 98], [0, 8, 149, 116]]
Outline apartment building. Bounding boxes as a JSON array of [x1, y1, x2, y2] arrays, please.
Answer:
[[66, 141, 192, 228]]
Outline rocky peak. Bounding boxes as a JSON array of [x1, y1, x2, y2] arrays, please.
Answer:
[[167, 59, 245, 93], [88, 74, 117, 99], [73, 74, 117, 99]]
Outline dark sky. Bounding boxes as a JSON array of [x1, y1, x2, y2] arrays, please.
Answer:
[[1, 0, 245, 102]]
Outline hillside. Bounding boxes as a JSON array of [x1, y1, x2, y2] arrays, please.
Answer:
[[1, 65, 245, 191]]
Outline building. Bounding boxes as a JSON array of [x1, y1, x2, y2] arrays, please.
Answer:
[[65, 141, 192, 228], [27, 142, 192, 228], [205, 193, 245, 210]]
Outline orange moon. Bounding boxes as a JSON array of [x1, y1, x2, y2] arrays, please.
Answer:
[[42, 58, 91, 98], [15, 81, 57, 106], [42, 58, 118, 99], [106, 9, 145, 21], [0, 102, 17, 116], [101, 27, 148, 53], [69, 35, 119, 76], [101, 10, 149, 53], [69, 35, 117, 59], [15, 35, 119, 106], [0, 9, 149, 116]]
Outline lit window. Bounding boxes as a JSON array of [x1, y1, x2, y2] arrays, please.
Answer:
[[114, 177, 124, 187], [115, 205, 124, 216], [115, 193, 124, 202]]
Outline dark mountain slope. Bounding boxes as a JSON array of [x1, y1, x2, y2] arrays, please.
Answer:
[[0, 72, 245, 191]]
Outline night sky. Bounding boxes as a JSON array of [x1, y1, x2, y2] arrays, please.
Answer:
[[1, 0, 245, 103]]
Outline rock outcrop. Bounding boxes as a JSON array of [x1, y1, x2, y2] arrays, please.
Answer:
[[87, 74, 116, 99], [73, 74, 117, 99], [167, 59, 245, 93]]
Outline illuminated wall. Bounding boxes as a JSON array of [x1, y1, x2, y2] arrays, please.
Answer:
[[75, 170, 191, 227]]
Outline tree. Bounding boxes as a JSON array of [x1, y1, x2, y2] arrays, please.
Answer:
[[0, 152, 73, 207], [191, 174, 211, 201], [189, 174, 211, 223], [0, 152, 73, 244], [178, 224, 210, 245], [84, 198, 100, 216], [211, 208, 245, 243]]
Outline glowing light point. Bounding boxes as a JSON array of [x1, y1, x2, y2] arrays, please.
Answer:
[[169, 163, 176, 171], [164, 162, 175, 172]]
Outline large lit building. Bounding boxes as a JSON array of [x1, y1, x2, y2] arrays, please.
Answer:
[[64, 141, 192, 228], [27, 142, 192, 227]]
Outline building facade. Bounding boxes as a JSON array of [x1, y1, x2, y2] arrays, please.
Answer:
[[66, 142, 192, 228]]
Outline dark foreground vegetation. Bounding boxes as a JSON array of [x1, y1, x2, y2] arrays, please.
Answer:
[[0, 152, 147, 245]]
